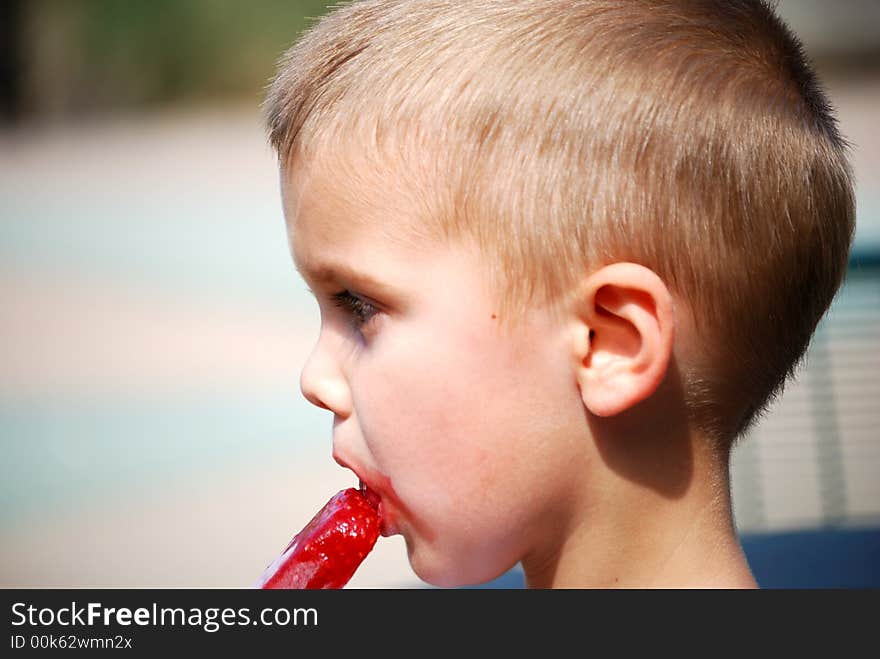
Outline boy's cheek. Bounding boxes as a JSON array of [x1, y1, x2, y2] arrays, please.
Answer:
[[361, 349, 527, 475]]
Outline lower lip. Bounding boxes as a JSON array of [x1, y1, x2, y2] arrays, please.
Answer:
[[359, 474, 402, 537], [378, 503, 398, 537]]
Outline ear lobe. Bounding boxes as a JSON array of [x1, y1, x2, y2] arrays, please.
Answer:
[[573, 263, 675, 417]]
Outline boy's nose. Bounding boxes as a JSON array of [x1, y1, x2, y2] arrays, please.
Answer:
[[299, 343, 351, 417]]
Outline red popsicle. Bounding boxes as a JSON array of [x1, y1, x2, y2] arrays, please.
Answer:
[[255, 483, 381, 589]]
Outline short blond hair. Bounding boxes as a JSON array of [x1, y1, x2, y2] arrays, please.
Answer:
[[264, 0, 855, 444]]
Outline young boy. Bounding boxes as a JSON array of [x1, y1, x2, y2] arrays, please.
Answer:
[[262, 0, 855, 588]]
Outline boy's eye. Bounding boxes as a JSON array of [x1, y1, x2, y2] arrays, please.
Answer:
[[330, 290, 380, 331]]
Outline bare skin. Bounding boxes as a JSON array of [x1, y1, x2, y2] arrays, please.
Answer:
[[284, 147, 758, 589]]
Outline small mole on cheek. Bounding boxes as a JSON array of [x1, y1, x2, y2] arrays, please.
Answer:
[[491, 314, 497, 320]]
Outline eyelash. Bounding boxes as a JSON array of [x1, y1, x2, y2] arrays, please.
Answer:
[[330, 290, 379, 329]]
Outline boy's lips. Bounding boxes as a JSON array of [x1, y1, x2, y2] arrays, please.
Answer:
[[333, 451, 398, 537], [358, 479, 398, 537], [359, 479, 381, 510]]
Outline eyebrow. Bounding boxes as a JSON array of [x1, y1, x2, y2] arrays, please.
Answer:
[[294, 258, 404, 298]]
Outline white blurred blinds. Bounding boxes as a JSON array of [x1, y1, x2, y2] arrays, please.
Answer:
[[731, 265, 880, 532]]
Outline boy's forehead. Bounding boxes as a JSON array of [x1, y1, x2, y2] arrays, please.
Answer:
[[281, 148, 455, 299], [281, 147, 439, 266]]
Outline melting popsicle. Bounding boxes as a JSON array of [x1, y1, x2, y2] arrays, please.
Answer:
[[255, 483, 381, 589]]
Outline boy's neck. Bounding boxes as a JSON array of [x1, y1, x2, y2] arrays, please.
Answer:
[[522, 426, 758, 589]]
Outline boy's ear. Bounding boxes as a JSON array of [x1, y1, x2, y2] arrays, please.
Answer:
[[571, 263, 675, 417]]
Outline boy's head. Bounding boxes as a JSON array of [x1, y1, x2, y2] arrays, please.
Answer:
[[265, 0, 854, 586]]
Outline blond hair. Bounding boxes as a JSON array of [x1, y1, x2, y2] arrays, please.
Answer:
[[264, 0, 855, 444]]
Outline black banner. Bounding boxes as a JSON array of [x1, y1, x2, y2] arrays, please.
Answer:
[[1, 588, 875, 653]]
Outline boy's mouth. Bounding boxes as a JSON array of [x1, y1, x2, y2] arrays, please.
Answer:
[[333, 451, 394, 537], [359, 479, 381, 511], [359, 478, 397, 537], [333, 450, 400, 537]]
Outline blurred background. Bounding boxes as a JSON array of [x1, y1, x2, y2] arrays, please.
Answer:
[[1, 1, 878, 589]]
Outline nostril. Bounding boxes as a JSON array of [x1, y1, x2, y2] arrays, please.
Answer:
[[300, 371, 327, 410], [302, 388, 330, 410]]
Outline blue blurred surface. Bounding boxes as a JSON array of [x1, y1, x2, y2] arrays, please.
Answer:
[[742, 527, 880, 588], [465, 527, 880, 588]]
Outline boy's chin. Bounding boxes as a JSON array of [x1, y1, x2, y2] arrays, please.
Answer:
[[408, 543, 513, 589]]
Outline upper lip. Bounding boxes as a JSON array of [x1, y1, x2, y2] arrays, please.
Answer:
[[331, 448, 348, 469], [332, 449, 383, 515], [332, 449, 366, 486]]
